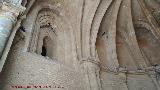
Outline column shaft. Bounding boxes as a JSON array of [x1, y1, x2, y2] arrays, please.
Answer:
[[0, 2, 25, 71], [81, 58, 101, 90]]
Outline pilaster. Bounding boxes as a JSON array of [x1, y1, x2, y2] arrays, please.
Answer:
[[81, 57, 101, 90]]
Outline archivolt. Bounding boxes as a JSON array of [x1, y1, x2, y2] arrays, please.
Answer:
[[90, 0, 113, 57], [134, 21, 157, 38], [22, 0, 62, 52]]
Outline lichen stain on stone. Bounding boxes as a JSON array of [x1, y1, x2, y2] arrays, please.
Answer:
[[54, 0, 65, 4], [153, 11, 160, 25]]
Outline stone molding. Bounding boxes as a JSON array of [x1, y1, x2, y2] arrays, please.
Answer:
[[80, 57, 100, 66], [101, 65, 160, 75]]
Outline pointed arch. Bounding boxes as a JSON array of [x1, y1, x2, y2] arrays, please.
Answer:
[[134, 21, 160, 66]]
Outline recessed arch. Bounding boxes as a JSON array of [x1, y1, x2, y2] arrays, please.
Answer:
[[134, 22, 160, 65], [41, 36, 53, 58], [22, 0, 62, 52]]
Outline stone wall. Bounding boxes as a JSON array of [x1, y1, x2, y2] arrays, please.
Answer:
[[0, 52, 84, 90], [0, 0, 160, 90]]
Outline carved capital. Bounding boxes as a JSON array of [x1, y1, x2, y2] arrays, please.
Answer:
[[80, 57, 100, 66]]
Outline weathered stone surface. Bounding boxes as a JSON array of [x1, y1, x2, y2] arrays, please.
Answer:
[[127, 74, 157, 90], [100, 72, 128, 90], [0, 0, 160, 90], [0, 52, 84, 90]]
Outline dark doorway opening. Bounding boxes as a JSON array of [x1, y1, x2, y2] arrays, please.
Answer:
[[41, 46, 47, 56]]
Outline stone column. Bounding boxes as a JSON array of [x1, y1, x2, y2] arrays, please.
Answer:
[[0, 1, 25, 70], [81, 57, 101, 90]]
